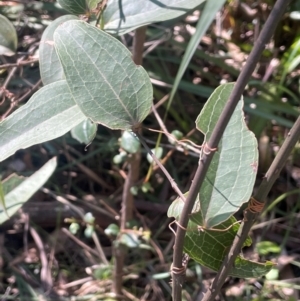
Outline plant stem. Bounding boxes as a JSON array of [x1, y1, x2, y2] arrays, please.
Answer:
[[112, 26, 146, 297], [136, 132, 186, 202], [132, 26, 147, 65], [202, 114, 300, 301], [171, 0, 291, 300]]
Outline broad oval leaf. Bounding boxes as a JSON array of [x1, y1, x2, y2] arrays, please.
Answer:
[[39, 15, 79, 85], [71, 118, 97, 144], [103, 0, 206, 35], [0, 158, 57, 225], [57, 0, 96, 15], [193, 83, 258, 228], [0, 80, 86, 162], [168, 199, 274, 278], [0, 14, 17, 56], [54, 20, 153, 130]]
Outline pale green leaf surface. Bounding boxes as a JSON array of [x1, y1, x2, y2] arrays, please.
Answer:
[[0, 80, 86, 162], [2, 174, 24, 195], [103, 0, 206, 35], [193, 83, 258, 228], [0, 158, 57, 224], [57, 0, 89, 15], [168, 198, 273, 278], [39, 15, 79, 85], [54, 20, 152, 130], [0, 14, 17, 56], [0, 178, 8, 218], [167, 0, 226, 111], [71, 118, 97, 144], [87, 0, 100, 10]]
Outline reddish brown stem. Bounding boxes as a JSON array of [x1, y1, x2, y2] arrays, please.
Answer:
[[112, 26, 147, 297]]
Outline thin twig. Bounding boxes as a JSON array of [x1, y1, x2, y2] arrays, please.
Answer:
[[42, 188, 109, 264], [171, 0, 291, 300], [136, 132, 186, 202], [29, 226, 52, 291], [92, 231, 109, 265], [132, 26, 147, 65], [61, 228, 100, 257], [0, 58, 39, 69], [151, 103, 201, 155], [0, 55, 26, 99], [1, 78, 41, 120], [62, 146, 112, 190], [95, 0, 108, 28]]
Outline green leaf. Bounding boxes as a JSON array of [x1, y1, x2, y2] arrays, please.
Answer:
[[167, 0, 226, 112], [194, 83, 258, 228], [168, 199, 274, 278], [103, 0, 206, 35], [121, 131, 140, 154], [57, 0, 96, 15], [0, 14, 18, 56], [161, 79, 298, 128], [2, 174, 24, 195], [87, 0, 100, 10], [119, 232, 141, 248], [265, 268, 279, 280], [93, 264, 113, 280], [54, 20, 152, 130], [0, 178, 8, 218], [15, 274, 40, 301], [0, 158, 57, 224], [39, 15, 79, 85], [71, 118, 97, 144], [0, 80, 86, 162], [256, 241, 281, 255], [185, 219, 273, 278], [280, 37, 300, 87]]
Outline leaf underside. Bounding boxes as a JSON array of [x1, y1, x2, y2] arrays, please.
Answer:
[[0, 14, 17, 56], [39, 15, 79, 85], [167, 83, 265, 277], [0, 80, 86, 162], [103, 0, 206, 35], [54, 20, 153, 130], [71, 118, 97, 144], [0, 158, 57, 225], [193, 83, 258, 228]]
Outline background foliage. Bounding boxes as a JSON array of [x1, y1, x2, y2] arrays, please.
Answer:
[[0, 0, 300, 300]]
